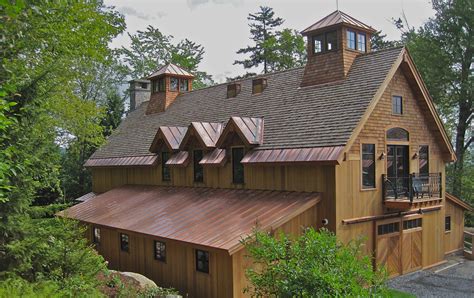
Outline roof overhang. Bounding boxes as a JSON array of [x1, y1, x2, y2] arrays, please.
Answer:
[[166, 151, 190, 167], [59, 185, 321, 254], [84, 155, 158, 167], [149, 126, 188, 153], [242, 146, 344, 165], [446, 192, 473, 211], [200, 149, 227, 167]]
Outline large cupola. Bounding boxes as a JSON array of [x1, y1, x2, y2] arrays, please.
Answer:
[[300, 10, 376, 87], [146, 63, 194, 114]]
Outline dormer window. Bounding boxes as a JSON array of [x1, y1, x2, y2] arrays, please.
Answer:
[[357, 33, 366, 52], [313, 34, 323, 53], [170, 77, 179, 91], [312, 31, 338, 54], [179, 79, 189, 91], [227, 83, 241, 98], [347, 30, 356, 50], [252, 78, 267, 94]]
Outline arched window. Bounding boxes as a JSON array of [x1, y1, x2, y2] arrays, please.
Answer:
[[386, 128, 409, 141]]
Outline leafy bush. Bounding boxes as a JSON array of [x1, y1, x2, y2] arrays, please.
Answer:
[[241, 228, 387, 297]]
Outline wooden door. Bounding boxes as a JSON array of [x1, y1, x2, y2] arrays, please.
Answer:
[[401, 218, 423, 274], [376, 221, 401, 277]]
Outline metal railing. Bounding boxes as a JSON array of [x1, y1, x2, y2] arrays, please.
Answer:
[[382, 172, 442, 203]]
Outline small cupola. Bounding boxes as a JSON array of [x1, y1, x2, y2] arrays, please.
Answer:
[[300, 10, 376, 87], [146, 63, 194, 114]]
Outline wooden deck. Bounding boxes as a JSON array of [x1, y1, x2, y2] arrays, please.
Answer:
[[385, 196, 443, 210]]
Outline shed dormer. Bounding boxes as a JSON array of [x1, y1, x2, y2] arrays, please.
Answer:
[[300, 10, 376, 87], [146, 63, 194, 114]]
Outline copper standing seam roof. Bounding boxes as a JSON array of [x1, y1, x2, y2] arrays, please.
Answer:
[[59, 185, 320, 254], [216, 116, 264, 147], [84, 155, 158, 167], [166, 151, 190, 167], [301, 10, 376, 35], [75, 192, 97, 202], [180, 122, 224, 150], [148, 63, 194, 79], [149, 126, 188, 152], [241, 146, 344, 165], [200, 149, 227, 166]]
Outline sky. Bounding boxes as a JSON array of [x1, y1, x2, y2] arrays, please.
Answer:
[[104, 0, 435, 83]]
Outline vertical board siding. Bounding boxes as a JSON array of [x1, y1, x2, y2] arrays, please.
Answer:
[[444, 199, 465, 254]]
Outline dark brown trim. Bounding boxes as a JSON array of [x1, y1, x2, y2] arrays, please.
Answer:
[[342, 205, 442, 225]]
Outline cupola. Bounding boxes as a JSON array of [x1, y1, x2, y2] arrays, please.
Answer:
[[146, 63, 194, 114], [300, 10, 376, 87]]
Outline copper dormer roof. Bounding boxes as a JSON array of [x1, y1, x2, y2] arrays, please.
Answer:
[[301, 10, 376, 35], [148, 63, 194, 79]]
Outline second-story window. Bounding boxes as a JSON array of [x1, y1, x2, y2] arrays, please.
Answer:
[[313, 34, 324, 53], [392, 96, 403, 115], [170, 77, 178, 91], [325, 30, 338, 51], [362, 144, 376, 189], [193, 150, 204, 182], [232, 147, 244, 184], [347, 30, 356, 50], [162, 151, 171, 181], [419, 145, 429, 176], [357, 33, 366, 52]]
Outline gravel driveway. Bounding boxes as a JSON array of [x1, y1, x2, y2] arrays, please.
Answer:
[[388, 257, 474, 297], [388, 256, 474, 297]]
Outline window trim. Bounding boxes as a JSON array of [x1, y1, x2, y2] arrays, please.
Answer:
[[357, 32, 367, 52], [120, 233, 129, 252], [169, 77, 179, 92], [312, 34, 324, 54], [377, 222, 400, 236], [231, 147, 245, 184], [391, 95, 403, 115], [195, 249, 210, 274], [361, 143, 376, 190], [193, 149, 204, 183], [346, 29, 356, 50], [179, 78, 189, 92], [153, 240, 166, 262], [161, 151, 171, 182]]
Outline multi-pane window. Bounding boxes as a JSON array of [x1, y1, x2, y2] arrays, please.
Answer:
[[152, 78, 165, 93], [252, 78, 267, 94], [179, 79, 188, 91], [325, 30, 338, 51], [170, 77, 178, 91], [357, 33, 366, 52], [193, 150, 204, 182], [162, 151, 171, 181], [445, 216, 451, 231], [120, 233, 129, 252], [377, 222, 400, 235], [403, 218, 422, 230], [196, 249, 209, 273], [93, 227, 101, 244], [347, 30, 356, 50], [313, 34, 324, 53], [362, 144, 376, 189], [392, 96, 403, 115], [232, 147, 244, 184], [419, 145, 429, 176], [386, 128, 409, 141], [154, 240, 166, 262]]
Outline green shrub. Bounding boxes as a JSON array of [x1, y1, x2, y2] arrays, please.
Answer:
[[241, 228, 387, 297]]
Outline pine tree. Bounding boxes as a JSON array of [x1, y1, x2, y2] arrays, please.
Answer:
[[234, 6, 284, 73]]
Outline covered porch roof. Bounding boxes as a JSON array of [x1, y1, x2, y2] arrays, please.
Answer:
[[59, 185, 320, 254]]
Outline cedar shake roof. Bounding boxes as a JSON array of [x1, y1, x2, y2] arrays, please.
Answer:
[[59, 185, 320, 254], [301, 10, 376, 35], [91, 47, 404, 160], [148, 63, 194, 79]]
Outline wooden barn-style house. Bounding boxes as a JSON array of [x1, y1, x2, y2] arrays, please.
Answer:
[[61, 10, 472, 297]]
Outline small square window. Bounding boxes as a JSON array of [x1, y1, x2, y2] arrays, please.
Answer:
[[120, 233, 129, 252], [154, 240, 166, 262], [313, 34, 324, 53], [445, 216, 451, 231], [170, 77, 178, 91], [179, 79, 188, 91], [140, 82, 148, 89], [252, 78, 267, 94], [357, 33, 366, 52], [93, 227, 101, 244], [227, 83, 241, 98], [392, 96, 403, 115], [196, 249, 209, 273]]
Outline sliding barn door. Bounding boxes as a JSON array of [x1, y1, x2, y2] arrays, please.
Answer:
[[401, 218, 423, 274], [376, 221, 401, 277]]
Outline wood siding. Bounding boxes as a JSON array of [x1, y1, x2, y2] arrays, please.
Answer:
[[337, 67, 448, 267], [444, 199, 465, 254]]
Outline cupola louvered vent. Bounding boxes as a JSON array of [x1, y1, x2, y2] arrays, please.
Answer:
[[252, 78, 267, 94], [227, 83, 241, 98]]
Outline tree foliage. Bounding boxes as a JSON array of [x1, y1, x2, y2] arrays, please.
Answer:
[[117, 26, 214, 89], [234, 6, 305, 74], [241, 228, 387, 297]]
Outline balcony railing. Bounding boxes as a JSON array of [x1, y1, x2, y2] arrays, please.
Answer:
[[382, 173, 442, 204]]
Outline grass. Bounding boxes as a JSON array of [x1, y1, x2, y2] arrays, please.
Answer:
[[388, 289, 416, 298]]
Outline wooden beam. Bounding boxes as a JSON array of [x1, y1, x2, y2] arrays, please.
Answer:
[[342, 205, 442, 225]]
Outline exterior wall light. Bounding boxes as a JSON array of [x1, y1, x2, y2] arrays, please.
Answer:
[[379, 152, 386, 160]]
